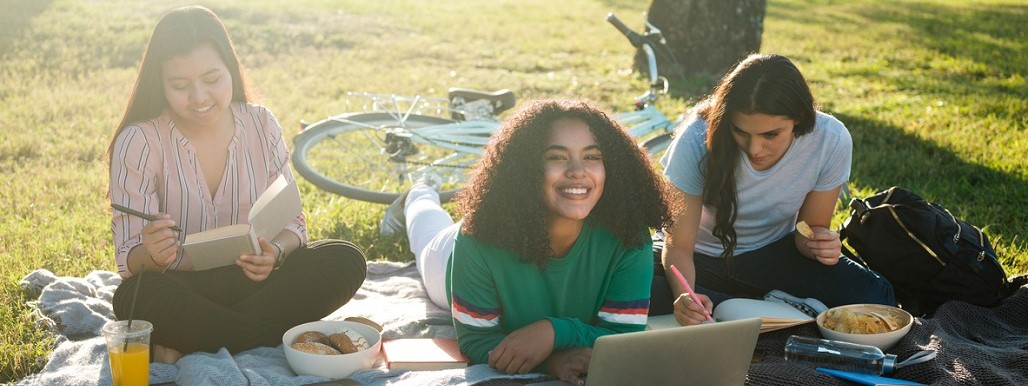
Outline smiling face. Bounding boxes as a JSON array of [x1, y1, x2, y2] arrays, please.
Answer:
[[730, 112, 797, 171], [161, 42, 233, 133], [541, 118, 605, 226]]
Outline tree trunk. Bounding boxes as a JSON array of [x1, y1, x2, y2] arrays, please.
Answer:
[[639, 0, 766, 79]]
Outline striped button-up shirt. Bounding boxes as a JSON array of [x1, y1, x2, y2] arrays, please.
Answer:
[[110, 103, 307, 278]]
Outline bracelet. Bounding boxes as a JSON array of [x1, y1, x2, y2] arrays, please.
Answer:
[[271, 242, 285, 269]]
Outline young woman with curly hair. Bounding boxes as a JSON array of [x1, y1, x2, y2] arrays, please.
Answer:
[[379, 99, 676, 384], [656, 53, 895, 326]]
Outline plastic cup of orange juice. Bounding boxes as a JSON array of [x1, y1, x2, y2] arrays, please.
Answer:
[[102, 320, 152, 386]]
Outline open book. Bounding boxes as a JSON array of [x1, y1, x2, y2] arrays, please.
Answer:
[[182, 175, 302, 270], [713, 298, 814, 332], [382, 338, 469, 371], [647, 298, 814, 333]]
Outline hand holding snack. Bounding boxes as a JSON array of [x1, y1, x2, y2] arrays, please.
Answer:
[[796, 221, 814, 238], [798, 221, 842, 265]]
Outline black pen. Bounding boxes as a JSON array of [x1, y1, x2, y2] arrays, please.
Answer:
[[111, 203, 182, 232]]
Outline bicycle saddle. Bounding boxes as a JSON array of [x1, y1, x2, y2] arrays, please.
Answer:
[[447, 88, 516, 116]]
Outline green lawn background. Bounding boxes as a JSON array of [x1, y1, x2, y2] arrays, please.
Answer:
[[1, 0, 1024, 381]]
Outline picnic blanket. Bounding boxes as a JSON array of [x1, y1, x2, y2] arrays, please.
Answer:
[[17, 263, 1028, 385], [16, 261, 547, 386], [748, 284, 1028, 385]]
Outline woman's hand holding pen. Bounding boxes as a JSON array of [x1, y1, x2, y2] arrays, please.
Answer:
[[237, 237, 277, 282], [668, 264, 714, 326], [673, 292, 714, 326], [140, 213, 180, 268]]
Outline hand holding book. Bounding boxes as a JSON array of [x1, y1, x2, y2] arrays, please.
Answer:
[[183, 175, 302, 271], [236, 236, 279, 282], [113, 175, 301, 273]]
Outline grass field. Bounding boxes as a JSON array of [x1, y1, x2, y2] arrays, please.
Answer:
[[1, 0, 1025, 382]]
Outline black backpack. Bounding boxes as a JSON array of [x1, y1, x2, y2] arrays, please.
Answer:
[[839, 186, 1016, 316]]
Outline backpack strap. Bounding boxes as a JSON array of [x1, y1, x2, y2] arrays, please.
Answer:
[[840, 197, 871, 269], [840, 241, 870, 269]]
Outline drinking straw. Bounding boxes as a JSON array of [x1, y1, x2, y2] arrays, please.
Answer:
[[123, 269, 144, 351]]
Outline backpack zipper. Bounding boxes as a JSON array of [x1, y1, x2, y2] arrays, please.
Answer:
[[944, 207, 991, 264], [886, 205, 947, 266], [943, 207, 961, 244]]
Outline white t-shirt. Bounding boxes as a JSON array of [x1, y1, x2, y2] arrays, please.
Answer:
[[661, 111, 852, 257]]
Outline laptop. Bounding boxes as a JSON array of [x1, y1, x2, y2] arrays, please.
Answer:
[[581, 317, 761, 386]]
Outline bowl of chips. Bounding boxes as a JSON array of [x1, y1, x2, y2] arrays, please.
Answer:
[[282, 320, 382, 378], [816, 304, 913, 351]]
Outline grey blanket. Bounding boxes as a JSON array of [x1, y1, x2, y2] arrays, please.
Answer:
[[747, 285, 1028, 385], [16, 261, 543, 386], [20, 263, 1025, 385]]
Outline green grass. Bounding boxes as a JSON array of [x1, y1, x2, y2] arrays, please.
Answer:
[[1, 0, 1025, 382]]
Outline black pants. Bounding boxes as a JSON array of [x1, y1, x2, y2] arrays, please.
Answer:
[[649, 234, 895, 315], [112, 239, 367, 354]]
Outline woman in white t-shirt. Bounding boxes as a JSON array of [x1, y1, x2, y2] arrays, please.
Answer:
[[655, 53, 895, 326]]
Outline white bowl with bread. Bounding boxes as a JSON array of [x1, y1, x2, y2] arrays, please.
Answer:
[[816, 303, 913, 351], [282, 320, 382, 378]]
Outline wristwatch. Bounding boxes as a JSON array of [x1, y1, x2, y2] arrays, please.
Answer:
[[271, 241, 286, 269]]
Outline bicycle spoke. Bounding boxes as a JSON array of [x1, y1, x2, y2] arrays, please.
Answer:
[[292, 112, 484, 203]]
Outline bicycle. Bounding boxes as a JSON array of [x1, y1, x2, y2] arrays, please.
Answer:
[[291, 13, 683, 204]]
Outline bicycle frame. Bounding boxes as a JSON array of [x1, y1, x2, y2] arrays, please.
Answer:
[[612, 24, 680, 143], [321, 114, 495, 157], [615, 104, 675, 139], [292, 13, 683, 203]]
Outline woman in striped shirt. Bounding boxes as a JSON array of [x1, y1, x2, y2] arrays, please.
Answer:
[[381, 99, 678, 384], [106, 6, 366, 363]]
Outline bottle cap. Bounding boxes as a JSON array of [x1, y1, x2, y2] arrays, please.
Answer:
[[882, 353, 899, 373]]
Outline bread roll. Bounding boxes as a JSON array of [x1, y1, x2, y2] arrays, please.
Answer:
[[291, 341, 341, 355], [292, 331, 331, 346], [328, 328, 369, 354]]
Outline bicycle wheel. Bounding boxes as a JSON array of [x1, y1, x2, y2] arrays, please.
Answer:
[[292, 112, 496, 204], [641, 132, 673, 161]]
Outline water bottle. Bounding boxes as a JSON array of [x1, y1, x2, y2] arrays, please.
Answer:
[[784, 335, 897, 375]]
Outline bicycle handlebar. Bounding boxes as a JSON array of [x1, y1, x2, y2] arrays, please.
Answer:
[[607, 12, 671, 107], [606, 13, 643, 48]]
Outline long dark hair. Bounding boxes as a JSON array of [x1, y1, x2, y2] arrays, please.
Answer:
[[697, 53, 816, 258], [458, 99, 678, 267], [105, 5, 254, 171]]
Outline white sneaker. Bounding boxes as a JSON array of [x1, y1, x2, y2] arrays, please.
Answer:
[[410, 171, 443, 191], [378, 172, 442, 238], [763, 289, 828, 318], [379, 191, 409, 238]]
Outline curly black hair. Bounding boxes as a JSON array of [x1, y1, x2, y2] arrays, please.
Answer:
[[457, 99, 678, 267]]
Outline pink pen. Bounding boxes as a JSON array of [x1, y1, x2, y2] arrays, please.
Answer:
[[669, 264, 714, 322]]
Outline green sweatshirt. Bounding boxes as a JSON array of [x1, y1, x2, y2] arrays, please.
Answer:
[[447, 220, 652, 366]]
